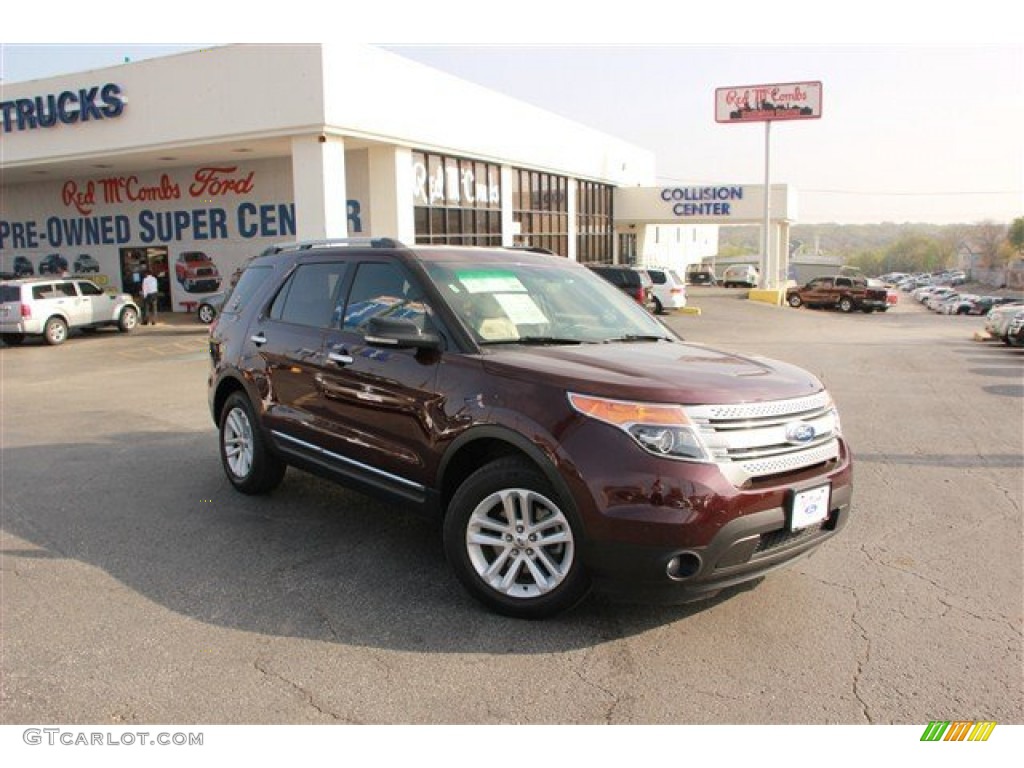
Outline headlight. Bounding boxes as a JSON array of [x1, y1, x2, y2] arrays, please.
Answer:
[[567, 393, 712, 461]]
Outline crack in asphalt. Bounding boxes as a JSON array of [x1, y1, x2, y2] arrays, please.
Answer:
[[805, 569, 873, 724], [252, 659, 356, 723]]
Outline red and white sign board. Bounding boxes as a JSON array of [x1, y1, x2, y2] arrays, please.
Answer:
[[715, 81, 823, 123]]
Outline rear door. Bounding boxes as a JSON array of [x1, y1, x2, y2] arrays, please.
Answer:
[[245, 258, 350, 454]]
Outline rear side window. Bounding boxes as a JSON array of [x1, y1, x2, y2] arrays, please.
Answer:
[[56, 282, 78, 297], [0, 285, 20, 302], [648, 270, 666, 285], [269, 262, 348, 328], [32, 284, 60, 299]]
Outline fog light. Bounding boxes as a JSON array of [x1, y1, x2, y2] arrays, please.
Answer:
[[666, 552, 702, 581]]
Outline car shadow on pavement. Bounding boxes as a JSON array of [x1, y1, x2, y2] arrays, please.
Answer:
[[1, 431, 758, 654]]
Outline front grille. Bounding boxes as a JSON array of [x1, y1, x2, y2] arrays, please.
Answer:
[[685, 391, 841, 486]]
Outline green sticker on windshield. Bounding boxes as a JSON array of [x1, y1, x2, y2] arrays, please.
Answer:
[[456, 270, 526, 294]]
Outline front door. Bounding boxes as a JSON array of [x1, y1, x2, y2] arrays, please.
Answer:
[[314, 260, 443, 501]]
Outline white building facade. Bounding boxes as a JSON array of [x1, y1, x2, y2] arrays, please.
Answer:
[[2, 45, 795, 310]]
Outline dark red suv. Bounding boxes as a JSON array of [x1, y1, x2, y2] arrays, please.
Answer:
[[208, 240, 852, 618]]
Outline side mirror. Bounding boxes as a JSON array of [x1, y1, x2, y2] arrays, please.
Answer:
[[364, 316, 442, 351]]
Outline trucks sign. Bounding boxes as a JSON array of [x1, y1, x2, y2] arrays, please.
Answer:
[[715, 81, 823, 123]]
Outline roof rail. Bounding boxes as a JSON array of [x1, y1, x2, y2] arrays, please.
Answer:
[[262, 238, 405, 256]]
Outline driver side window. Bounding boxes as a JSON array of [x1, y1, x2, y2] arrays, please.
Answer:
[[341, 262, 430, 332]]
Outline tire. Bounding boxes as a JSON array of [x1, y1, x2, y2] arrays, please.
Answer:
[[2, 333, 25, 346], [218, 392, 286, 495], [653, 297, 664, 315], [787, 294, 803, 308], [118, 306, 139, 332], [838, 298, 854, 313], [443, 456, 590, 619], [43, 316, 68, 346], [198, 303, 216, 324]]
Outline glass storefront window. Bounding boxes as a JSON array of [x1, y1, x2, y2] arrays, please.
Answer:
[[413, 151, 503, 246]]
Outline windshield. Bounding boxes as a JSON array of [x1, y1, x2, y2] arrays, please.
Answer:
[[423, 259, 673, 345]]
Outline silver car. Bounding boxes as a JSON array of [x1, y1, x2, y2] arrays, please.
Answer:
[[984, 301, 1024, 342], [0, 277, 139, 346]]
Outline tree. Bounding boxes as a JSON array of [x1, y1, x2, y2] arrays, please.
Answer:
[[1008, 217, 1024, 259], [971, 220, 1009, 268]]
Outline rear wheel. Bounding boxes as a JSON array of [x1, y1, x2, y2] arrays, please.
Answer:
[[218, 392, 286, 494], [653, 297, 664, 315], [198, 303, 216, 324], [839, 298, 854, 313], [443, 457, 590, 619], [43, 316, 68, 345]]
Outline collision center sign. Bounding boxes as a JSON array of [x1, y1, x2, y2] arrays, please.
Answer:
[[715, 81, 822, 123]]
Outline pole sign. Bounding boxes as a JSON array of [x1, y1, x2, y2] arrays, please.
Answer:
[[715, 81, 822, 123]]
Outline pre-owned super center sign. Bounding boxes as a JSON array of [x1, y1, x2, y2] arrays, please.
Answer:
[[715, 81, 822, 123]]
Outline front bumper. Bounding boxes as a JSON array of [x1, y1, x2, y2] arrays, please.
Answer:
[[584, 484, 851, 603], [561, 425, 853, 604]]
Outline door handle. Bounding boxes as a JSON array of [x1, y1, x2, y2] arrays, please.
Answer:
[[249, 332, 267, 346], [327, 351, 354, 366]]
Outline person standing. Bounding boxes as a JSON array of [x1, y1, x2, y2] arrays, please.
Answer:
[[141, 270, 159, 325]]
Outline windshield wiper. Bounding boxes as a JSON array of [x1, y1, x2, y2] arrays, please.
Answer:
[[482, 336, 587, 346], [602, 334, 672, 343]]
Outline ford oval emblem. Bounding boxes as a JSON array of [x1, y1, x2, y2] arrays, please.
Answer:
[[785, 422, 816, 445]]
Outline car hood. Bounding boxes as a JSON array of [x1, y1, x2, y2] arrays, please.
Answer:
[[480, 340, 823, 404]]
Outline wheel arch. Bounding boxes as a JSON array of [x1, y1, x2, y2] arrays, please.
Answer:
[[436, 426, 576, 520]]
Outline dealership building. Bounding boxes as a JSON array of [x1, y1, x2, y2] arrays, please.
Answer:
[[0, 44, 795, 311]]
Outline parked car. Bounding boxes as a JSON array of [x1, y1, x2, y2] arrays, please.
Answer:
[[0, 277, 139, 345], [587, 265, 657, 312], [986, 302, 1024, 342], [197, 291, 227, 324], [38, 253, 69, 275], [175, 251, 222, 293], [955, 296, 1018, 316], [73, 254, 101, 273], [644, 267, 687, 314], [1006, 310, 1024, 347], [208, 241, 852, 619], [685, 265, 717, 285], [721, 264, 759, 288], [786, 275, 889, 313]]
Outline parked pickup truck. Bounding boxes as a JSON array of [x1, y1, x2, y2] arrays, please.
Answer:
[[786, 275, 890, 313]]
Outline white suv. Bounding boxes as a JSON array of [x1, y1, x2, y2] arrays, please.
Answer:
[[644, 267, 688, 313], [722, 264, 760, 288], [0, 277, 139, 346]]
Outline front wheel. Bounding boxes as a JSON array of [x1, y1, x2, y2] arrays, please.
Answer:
[[787, 294, 803, 308], [197, 303, 216, 324], [218, 392, 286, 494], [118, 306, 139, 332], [839, 298, 854, 313], [443, 457, 590, 619]]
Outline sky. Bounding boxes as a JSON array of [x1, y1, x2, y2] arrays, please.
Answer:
[[1, 3, 1022, 227]]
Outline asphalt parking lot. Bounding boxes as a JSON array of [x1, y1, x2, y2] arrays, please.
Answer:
[[1, 290, 1021, 727]]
